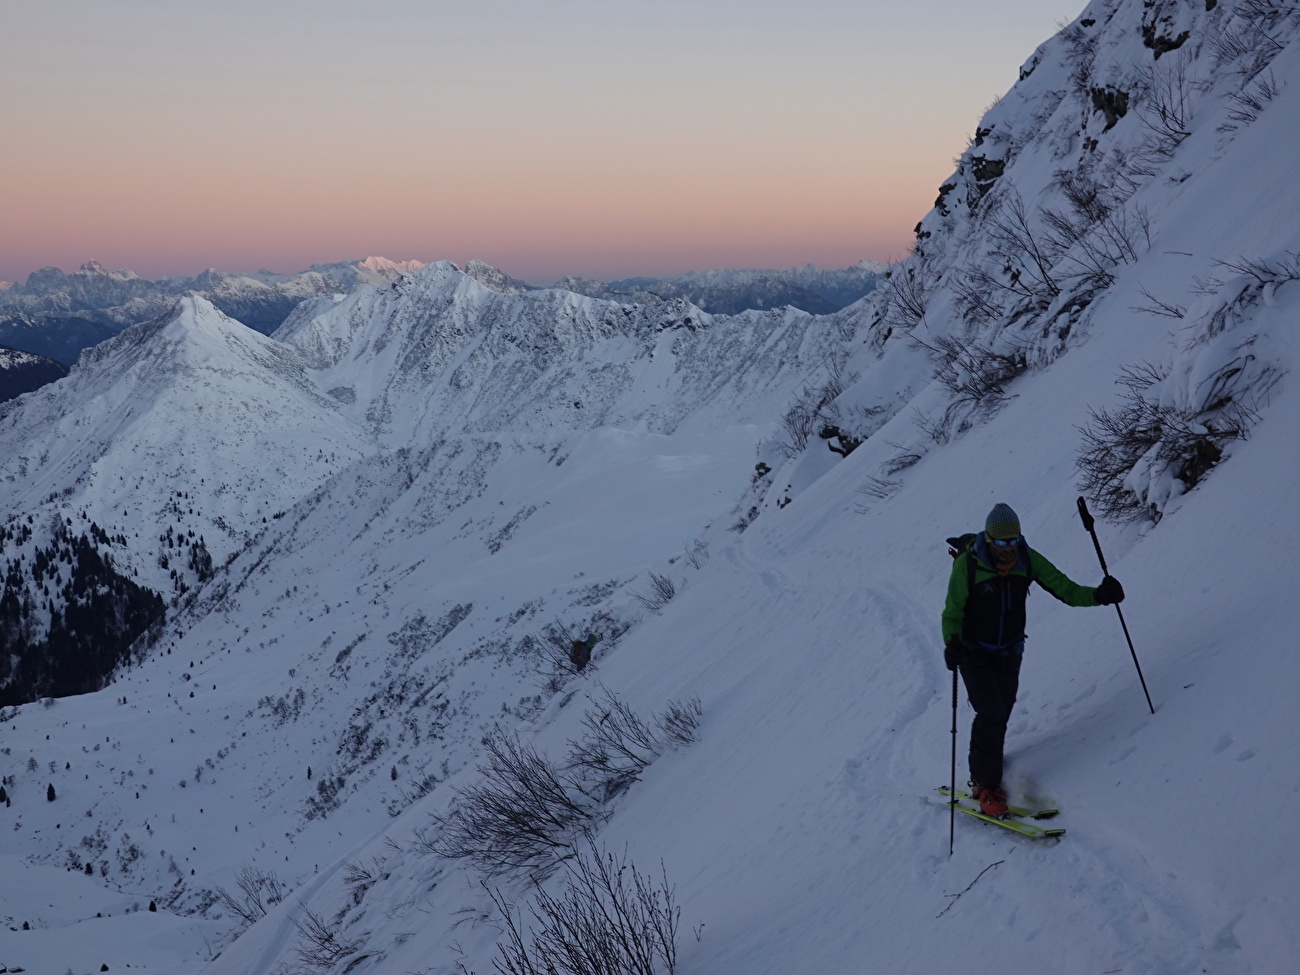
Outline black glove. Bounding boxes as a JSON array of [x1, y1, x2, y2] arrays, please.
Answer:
[[943, 638, 964, 672], [1094, 575, 1125, 605]]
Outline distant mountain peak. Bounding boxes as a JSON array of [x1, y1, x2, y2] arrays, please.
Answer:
[[357, 256, 426, 274]]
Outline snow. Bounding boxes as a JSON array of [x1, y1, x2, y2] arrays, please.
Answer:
[[2, 1, 1299, 974]]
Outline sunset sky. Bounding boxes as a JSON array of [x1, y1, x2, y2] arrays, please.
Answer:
[[2, 0, 1083, 285]]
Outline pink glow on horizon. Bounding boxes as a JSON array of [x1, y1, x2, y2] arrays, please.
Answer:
[[0, 1, 1085, 286]]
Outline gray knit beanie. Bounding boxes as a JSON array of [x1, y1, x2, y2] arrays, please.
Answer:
[[985, 503, 1021, 540]]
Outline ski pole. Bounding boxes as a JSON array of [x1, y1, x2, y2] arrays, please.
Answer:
[[1076, 497, 1155, 715], [949, 667, 959, 856]]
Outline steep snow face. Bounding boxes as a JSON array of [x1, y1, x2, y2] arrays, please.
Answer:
[[792, 0, 1300, 525]]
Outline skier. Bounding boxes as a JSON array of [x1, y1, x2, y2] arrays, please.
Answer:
[[942, 503, 1124, 817]]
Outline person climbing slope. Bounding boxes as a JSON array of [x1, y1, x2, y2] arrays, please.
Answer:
[[942, 503, 1124, 817]]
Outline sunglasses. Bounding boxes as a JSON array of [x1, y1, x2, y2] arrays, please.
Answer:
[[989, 536, 1021, 547]]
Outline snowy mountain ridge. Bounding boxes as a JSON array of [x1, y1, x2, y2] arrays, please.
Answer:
[[2, 1, 1300, 973], [0, 256, 428, 364], [557, 260, 885, 315]]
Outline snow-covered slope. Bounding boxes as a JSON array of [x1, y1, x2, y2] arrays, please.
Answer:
[[2, 1, 1298, 973], [276, 260, 847, 444], [0, 251, 848, 934]]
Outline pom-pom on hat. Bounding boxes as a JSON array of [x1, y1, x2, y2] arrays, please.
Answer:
[[985, 503, 1021, 540]]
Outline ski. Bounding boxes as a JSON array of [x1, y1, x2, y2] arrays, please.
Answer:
[[936, 787, 1066, 840], [936, 785, 1059, 820]]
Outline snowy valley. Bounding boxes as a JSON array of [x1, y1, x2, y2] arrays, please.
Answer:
[[2, 1, 1299, 973]]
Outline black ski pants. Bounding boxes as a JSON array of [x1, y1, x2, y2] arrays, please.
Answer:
[[959, 649, 1022, 788]]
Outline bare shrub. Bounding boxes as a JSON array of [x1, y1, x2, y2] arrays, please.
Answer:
[[566, 691, 663, 802], [682, 539, 709, 571], [1223, 69, 1281, 128], [532, 620, 586, 693], [216, 864, 289, 926], [417, 735, 601, 879], [853, 476, 903, 514], [655, 697, 702, 748], [1133, 51, 1195, 159], [877, 264, 932, 332], [984, 192, 1062, 300], [775, 383, 823, 459], [950, 266, 1007, 326], [1132, 284, 1187, 319], [490, 843, 680, 975], [881, 439, 926, 476], [566, 690, 702, 802], [292, 903, 361, 971], [1044, 203, 1151, 289], [913, 332, 1029, 404], [630, 572, 676, 615], [1215, 250, 1300, 290], [911, 407, 950, 446], [773, 357, 859, 460], [342, 856, 388, 906], [1214, 1, 1294, 79]]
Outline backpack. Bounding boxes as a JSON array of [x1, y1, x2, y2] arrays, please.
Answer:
[[947, 533, 978, 590]]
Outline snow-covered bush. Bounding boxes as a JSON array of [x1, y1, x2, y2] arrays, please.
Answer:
[[1077, 253, 1293, 521], [1076, 362, 1246, 521]]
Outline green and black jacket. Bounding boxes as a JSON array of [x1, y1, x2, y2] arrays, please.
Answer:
[[942, 534, 1098, 653]]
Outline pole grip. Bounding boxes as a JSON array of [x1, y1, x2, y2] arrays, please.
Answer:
[[1076, 495, 1095, 533], [1077, 496, 1109, 574]]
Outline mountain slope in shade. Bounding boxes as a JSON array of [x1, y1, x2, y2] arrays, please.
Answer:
[[0, 345, 68, 402]]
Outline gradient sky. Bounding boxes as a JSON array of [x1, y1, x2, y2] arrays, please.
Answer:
[[1, 0, 1084, 285]]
